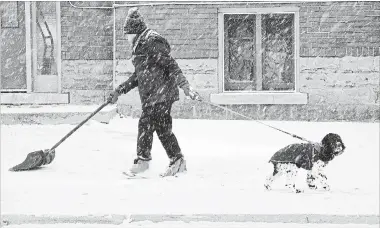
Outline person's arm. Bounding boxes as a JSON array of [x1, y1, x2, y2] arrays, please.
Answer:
[[165, 56, 201, 100], [115, 72, 138, 94], [164, 55, 190, 90], [107, 72, 138, 104], [148, 35, 201, 100]]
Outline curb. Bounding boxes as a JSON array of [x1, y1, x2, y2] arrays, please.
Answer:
[[2, 214, 379, 226]]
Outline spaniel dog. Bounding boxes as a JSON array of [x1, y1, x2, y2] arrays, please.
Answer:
[[264, 133, 345, 193]]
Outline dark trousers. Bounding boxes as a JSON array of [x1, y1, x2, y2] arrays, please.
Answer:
[[137, 102, 182, 160]]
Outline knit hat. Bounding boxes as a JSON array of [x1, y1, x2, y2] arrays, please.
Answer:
[[123, 7, 147, 34]]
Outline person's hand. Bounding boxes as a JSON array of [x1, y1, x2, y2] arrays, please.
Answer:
[[107, 90, 121, 104], [183, 86, 202, 101]]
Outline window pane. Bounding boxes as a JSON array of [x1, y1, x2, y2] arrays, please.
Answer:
[[262, 13, 295, 91], [224, 14, 256, 91], [36, 1, 57, 76]]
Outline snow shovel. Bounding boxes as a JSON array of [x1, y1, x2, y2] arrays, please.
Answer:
[[9, 100, 111, 172]]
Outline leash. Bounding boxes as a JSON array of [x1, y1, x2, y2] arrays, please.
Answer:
[[200, 99, 313, 143]]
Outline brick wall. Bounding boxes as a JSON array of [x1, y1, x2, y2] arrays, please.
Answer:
[[115, 4, 218, 59], [60, 1, 113, 60], [114, 1, 380, 59], [60, 1, 380, 121], [61, 1, 380, 60], [1, 2, 27, 90], [299, 1, 380, 57]]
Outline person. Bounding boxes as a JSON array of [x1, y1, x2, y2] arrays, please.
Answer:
[[107, 7, 201, 177]]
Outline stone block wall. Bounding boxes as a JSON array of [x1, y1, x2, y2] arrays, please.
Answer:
[[61, 60, 113, 104], [117, 57, 379, 121]]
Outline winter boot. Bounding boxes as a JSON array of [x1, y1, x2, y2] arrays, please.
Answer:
[[160, 155, 187, 177], [128, 156, 150, 174]]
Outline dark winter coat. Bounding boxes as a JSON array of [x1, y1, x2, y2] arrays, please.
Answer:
[[269, 142, 333, 170], [116, 29, 190, 107]]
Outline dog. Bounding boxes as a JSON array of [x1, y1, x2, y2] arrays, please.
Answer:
[[264, 133, 345, 193]]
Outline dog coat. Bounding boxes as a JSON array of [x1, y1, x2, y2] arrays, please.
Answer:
[[269, 143, 323, 170]]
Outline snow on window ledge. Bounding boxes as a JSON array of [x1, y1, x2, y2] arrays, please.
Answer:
[[210, 92, 308, 105]]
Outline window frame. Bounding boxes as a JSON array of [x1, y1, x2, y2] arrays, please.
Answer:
[[218, 7, 300, 94]]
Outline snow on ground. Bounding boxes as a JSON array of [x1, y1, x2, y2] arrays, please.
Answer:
[[4, 222, 380, 228], [1, 117, 379, 216]]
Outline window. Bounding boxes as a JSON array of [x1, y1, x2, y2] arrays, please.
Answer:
[[35, 1, 58, 77], [220, 8, 299, 93], [30, 1, 62, 93], [213, 8, 306, 105]]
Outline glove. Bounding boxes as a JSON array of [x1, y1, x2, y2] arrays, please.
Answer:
[[107, 90, 121, 104], [183, 86, 202, 101]]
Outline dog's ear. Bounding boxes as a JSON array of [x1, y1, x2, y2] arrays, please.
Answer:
[[322, 133, 333, 147], [321, 133, 338, 154], [322, 133, 345, 153]]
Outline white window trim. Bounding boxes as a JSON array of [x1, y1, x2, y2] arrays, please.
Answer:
[[25, 2, 32, 93], [213, 7, 307, 105], [56, 1, 62, 94]]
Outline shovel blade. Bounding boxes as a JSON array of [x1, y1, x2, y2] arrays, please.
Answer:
[[9, 149, 55, 172]]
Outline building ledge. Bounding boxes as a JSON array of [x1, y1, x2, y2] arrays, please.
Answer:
[[0, 104, 117, 125], [210, 92, 308, 105], [0, 93, 69, 105]]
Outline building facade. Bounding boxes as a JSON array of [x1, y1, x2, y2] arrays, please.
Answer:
[[1, 1, 379, 121]]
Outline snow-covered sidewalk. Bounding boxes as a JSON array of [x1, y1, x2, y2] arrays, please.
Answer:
[[1, 117, 379, 224]]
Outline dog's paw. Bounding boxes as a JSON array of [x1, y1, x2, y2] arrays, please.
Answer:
[[295, 189, 303, 194], [322, 185, 330, 191], [264, 184, 272, 191], [308, 184, 318, 190]]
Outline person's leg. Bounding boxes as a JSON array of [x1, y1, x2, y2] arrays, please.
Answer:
[[154, 102, 186, 176], [129, 107, 155, 174], [154, 102, 182, 160]]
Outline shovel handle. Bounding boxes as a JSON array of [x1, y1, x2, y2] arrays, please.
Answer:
[[50, 101, 111, 151]]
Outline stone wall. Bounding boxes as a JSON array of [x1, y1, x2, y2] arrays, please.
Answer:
[[61, 60, 113, 104], [117, 57, 379, 122]]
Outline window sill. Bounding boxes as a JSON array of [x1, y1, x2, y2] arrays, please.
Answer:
[[210, 92, 308, 105]]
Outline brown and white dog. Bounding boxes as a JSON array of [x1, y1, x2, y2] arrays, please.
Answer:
[[264, 133, 345, 193]]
